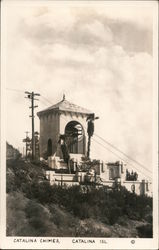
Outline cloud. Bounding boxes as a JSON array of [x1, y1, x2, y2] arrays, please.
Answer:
[[108, 21, 152, 54], [5, 3, 154, 176], [19, 15, 114, 50], [71, 6, 153, 53]]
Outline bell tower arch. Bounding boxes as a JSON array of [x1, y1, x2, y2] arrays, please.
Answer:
[[37, 96, 94, 160], [64, 121, 85, 154]]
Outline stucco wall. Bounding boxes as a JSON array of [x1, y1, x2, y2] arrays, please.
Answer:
[[100, 163, 110, 181], [39, 112, 60, 157], [39, 111, 89, 158], [123, 181, 141, 195], [123, 180, 152, 196]]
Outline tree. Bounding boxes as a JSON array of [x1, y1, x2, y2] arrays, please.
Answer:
[[86, 114, 99, 158]]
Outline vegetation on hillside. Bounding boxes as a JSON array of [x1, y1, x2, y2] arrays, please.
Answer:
[[7, 158, 153, 237], [6, 142, 21, 160]]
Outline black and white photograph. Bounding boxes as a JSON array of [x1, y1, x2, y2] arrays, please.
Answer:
[[1, 0, 158, 249]]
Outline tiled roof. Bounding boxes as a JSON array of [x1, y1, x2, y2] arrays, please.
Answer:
[[37, 97, 93, 116]]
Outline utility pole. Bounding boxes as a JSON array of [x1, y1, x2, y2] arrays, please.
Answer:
[[34, 131, 40, 160], [25, 91, 40, 160]]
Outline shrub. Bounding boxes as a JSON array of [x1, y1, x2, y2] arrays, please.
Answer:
[[25, 200, 57, 236], [136, 224, 152, 238], [7, 159, 153, 237]]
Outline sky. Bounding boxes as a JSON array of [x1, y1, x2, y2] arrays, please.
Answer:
[[3, 0, 156, 179]]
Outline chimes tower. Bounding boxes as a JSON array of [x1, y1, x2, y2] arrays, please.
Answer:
[[37, 95, 94, 160]]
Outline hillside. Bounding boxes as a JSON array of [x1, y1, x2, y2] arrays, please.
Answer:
[[6, 142, 21, 160], [7, 158, 152, 237]]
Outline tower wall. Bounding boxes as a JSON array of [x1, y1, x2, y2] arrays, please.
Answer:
[[38, 111, 89, 158], [39, 112, 60, 158]]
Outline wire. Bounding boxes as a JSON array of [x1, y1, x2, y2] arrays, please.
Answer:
[[81, 121, 151, 175], [91, 137, 152, 180], [39, 99, 49, 107], [6, 87, 25, 93], [41, 95, 53, 105], [60, 115, 152, 180], [6, 87, 153, 179], [94, 133, 150, 173], [82, 122, 151, 175], [6, 87, 53, 107]]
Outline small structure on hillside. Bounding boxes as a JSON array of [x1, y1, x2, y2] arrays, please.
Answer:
[[37, 95, 94, 164], [37, 96, 152, 197], [45, 160, 152, 196]]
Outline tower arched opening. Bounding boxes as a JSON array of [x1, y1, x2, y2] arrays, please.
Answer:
[[65, 121, 85, 154]]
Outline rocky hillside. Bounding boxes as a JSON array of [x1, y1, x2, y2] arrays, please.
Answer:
[[6, 142, 21, 160], [7, 158, 152, 237]]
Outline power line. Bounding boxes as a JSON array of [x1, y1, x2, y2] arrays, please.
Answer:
[[41, 95, 53, 105], [40, 99, 49, 107], [78, 119, 151, 174], [92, 137, 152, 180], [6, 87, 53, 106], [94, 133, 150, 173], [6, 87, 153, 176], [6, 87, 25, 93], [60, 115, 152, 180], [80, 120, 150, 174]]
